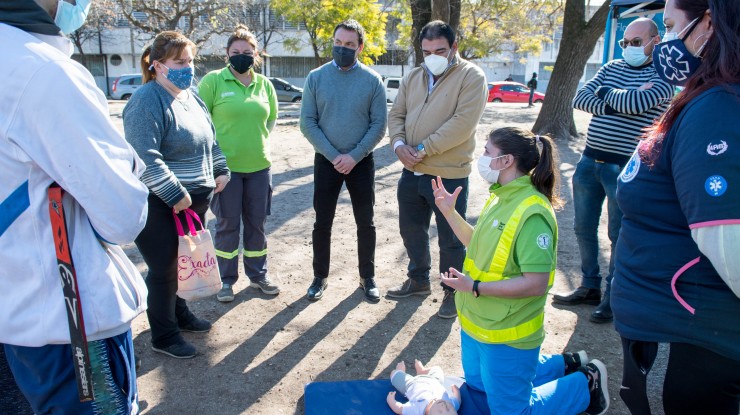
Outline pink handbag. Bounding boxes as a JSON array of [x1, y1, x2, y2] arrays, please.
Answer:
[[174, 208, 221, 300]]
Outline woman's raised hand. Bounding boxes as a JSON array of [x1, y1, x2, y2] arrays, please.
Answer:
[[431, 176, 462, 216]]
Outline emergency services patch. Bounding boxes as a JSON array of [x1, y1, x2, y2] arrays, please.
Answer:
[[705, 175, 727, 197], [620, 151, 640, 183], [537, 234, 551, 249]]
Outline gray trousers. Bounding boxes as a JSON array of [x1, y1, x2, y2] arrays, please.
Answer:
[[211, 168, 272, 284]]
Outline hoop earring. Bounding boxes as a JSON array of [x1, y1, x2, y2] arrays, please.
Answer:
[[692, 32, 711, 58]]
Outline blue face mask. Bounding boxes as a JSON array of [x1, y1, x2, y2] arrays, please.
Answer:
[[162, 64, 194, 90], [55, 0, 91, 35], [652, 16, 704, 86], [622, 38, 655, 67]]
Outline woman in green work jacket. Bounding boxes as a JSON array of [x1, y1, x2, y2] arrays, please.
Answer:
[[434, 127, 609, 415]]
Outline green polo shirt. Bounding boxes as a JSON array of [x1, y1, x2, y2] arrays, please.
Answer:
[[198, 67, 278, 173]]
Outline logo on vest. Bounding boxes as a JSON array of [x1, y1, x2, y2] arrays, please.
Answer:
[[221, 91, 236, 98], [705, 175, 727, 197], [706, 140, 728, 156], [620, 152, 641, 183], [536, 234, 551, 249]]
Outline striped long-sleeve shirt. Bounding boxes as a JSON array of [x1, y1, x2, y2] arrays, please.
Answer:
[[573, 59, 673, 165], [123, 81, 230, 206]]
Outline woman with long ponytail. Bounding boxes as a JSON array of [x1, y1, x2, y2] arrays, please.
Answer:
[[433, 126, 609, 414]]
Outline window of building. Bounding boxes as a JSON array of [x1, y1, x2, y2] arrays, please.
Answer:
[[270, 57, 321, 78]]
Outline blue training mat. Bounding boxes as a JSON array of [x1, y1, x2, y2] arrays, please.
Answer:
[[304, 378, 489, 415]]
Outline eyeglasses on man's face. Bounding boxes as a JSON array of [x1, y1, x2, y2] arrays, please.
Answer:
[[619, 37, 648, 48]]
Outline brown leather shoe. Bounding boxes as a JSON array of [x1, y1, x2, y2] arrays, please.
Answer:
[[386, 279, 431, 298], [552, 286, 601, 306]]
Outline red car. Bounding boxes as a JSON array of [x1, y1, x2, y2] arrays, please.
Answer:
[[487, 81, 545, 104]]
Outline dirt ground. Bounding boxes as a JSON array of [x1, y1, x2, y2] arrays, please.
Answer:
[[108, 101, 641, 414]]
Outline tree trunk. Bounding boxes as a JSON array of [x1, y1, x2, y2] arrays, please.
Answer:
[[532, 0, 611, 140], [410, 0, 432, 66], [448, 0, 460, 33], [411, 0, 460, 67], [431, 0, 449, 22]]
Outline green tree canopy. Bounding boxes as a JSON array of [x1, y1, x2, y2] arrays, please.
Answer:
[[271, 0, 388, 67], [457, 0, 563, 60]]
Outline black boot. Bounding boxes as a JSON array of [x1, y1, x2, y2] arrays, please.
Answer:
[[590, 292, 613, 323]]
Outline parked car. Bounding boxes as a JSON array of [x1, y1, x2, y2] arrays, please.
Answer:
[[269, 77, 303, 102], [111, 74, 142, 100], [487, 81, 545, 104], [384, 76, 401, 103]]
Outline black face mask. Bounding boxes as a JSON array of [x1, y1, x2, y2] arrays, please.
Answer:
[[332, 46, 356, 68], [229, 54, 254, 74]]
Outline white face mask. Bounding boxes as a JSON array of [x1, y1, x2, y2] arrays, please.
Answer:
[[662, 16, 700, 43], [424, 49, 452, 76], [477, 154, 506, 184]]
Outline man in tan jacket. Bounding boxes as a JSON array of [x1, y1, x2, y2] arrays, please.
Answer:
[[387, 20, 487, 318]]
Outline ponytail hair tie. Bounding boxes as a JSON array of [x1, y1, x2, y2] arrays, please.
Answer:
[[535, 135, 543, 156]]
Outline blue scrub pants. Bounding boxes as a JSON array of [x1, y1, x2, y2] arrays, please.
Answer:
[[461, 331, 590, 415]]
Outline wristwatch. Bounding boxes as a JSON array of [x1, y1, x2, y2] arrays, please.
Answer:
[[472, 280, 480, 298], [416, 143, 426, 157]]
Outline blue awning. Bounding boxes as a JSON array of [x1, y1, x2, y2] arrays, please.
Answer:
[[611, 0, 664, 8]]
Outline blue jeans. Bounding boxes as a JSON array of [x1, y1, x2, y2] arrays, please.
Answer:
[[461, 331, 590, 415], [572, 155, 623, 294], [397, 170, 468, 290]]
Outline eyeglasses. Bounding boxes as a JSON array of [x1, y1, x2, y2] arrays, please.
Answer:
[[618, 37, 646, 48]]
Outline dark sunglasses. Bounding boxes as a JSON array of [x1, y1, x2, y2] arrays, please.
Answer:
[[618, 37, 649, 48]]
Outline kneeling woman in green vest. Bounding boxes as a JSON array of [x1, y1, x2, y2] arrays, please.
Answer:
[[434, 127, 609, 415]]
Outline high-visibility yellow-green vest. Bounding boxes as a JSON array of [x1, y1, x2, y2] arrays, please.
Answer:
[[456, 176, 558, 349]]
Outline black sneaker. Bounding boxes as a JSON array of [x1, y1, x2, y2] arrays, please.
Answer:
[[178, 317, 212, 333], [563, 350, 588, 375], [151, 340, 196, 359], [307, 277, 328, 301], [437, 290, 457, 319], [386, 279, 431, 298], [582, 360, 609, 415]]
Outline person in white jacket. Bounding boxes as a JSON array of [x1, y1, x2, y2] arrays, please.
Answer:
[[0, 1, 149, 414]]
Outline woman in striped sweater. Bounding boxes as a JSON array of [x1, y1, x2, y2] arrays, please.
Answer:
[[123, 31, 230, 359]]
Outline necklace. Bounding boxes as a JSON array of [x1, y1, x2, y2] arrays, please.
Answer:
[[175, 90, 190, 111]]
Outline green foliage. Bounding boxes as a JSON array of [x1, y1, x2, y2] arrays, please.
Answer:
[[271, 0, 388, 65], [457, 0, 563, 60]]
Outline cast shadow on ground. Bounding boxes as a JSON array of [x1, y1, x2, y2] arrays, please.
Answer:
[[204, 292, 368, 415], [267, 142, 399, 233], [292, 296, 443, 412], [132, 285, 270, 379]]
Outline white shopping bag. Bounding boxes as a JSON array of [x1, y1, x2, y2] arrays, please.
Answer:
[[174, 208, 221, 300]]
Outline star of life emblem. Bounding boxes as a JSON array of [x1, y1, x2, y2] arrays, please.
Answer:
[[658, 44, 691, 82]]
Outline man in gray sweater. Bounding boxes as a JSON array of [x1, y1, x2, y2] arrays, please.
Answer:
[[300, 19, 388, 303]]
